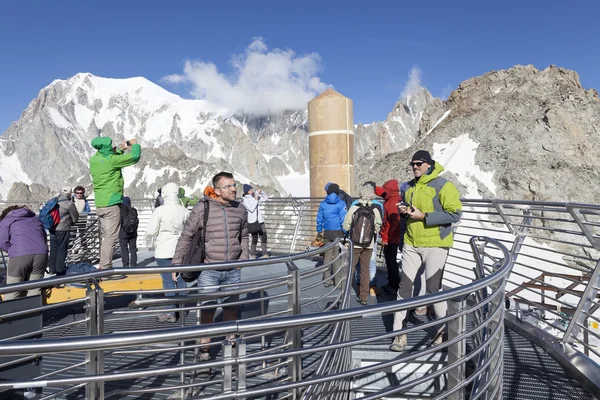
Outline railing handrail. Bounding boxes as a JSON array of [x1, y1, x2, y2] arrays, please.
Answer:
[[0, 236, 510, 356], [0, 238, 338, 295]]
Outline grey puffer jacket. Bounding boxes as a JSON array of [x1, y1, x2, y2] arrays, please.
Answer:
[[55, 194, 79, 232], [172, 197, 249, 268]]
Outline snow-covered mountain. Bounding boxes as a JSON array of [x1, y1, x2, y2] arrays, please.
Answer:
[[0, 73, 429, 200]]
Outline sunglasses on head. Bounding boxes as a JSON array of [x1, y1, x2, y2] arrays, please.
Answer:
[[410, 161, 425, 167]]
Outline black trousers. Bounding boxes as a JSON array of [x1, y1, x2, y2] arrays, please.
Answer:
[[119, 234, 138, 267], [384, 243, 400, 290], [49, 230, 70, 275], [250, 223, 268, 256]]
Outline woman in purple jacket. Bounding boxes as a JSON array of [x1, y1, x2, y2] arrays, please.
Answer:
[[0, 205, 48, 300]]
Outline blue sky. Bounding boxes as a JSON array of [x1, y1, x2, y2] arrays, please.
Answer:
[[0, 1, 598, 132]]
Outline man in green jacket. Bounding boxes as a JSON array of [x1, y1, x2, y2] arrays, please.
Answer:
[[89, 137, 141, 270], [390, 150, 462, 352]]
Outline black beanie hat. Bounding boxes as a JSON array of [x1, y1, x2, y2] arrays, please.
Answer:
[[411, 150, 433, 165], [326, 183, 340, 195]]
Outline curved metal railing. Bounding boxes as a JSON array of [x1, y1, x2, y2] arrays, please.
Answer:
[[2, 197, 600, 398], [0, 235, 510, 399]]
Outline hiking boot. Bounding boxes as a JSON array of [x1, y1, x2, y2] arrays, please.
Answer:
[[356, 296, 368, 306], [157, 313, 177, 323], [390, 335, 407, 352]]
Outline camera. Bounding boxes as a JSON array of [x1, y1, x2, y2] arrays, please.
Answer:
[[398, 201, 409, 208], [126, 140, 131, 147]]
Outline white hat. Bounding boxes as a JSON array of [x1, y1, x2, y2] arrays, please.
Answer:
[[61, 186, 72, 194]]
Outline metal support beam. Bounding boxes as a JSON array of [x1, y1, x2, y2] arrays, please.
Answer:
[[222, 339, 233, 393], [447, 298, 467, 400], [286, 261, 302, 399], [563, 258, 600, 346]]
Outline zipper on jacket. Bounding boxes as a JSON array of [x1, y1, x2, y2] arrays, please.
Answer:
[[223, 206, 229, 262]]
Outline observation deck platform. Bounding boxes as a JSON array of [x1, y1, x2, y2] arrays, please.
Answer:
[[2, 197, 600, 399]]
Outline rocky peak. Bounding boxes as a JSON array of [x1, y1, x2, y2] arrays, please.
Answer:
[[358, 65, 600, 204]]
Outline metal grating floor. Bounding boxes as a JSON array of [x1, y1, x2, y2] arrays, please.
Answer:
[[6, 259, 598, 399]]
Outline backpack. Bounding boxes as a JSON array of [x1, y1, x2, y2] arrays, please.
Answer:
[[66, 262, 98, 275], [181, 200, 210, 282], [350, 203, 376, 247], [121, 207, 139, 235], [39, 197, 68, 230]]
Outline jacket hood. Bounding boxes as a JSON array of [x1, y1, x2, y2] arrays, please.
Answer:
[[161, 182, 181, 204], [418, 161, 444, 185], [204, 186, 218, 199], [382, 180, 400, 199], [91, 137, 114, 156], [3, 207, 36, 222], [325, 192, 341, 204]]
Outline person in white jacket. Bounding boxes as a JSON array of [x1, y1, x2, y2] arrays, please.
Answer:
[[242, 184, 269, 258], [146, 182, 191, 323]]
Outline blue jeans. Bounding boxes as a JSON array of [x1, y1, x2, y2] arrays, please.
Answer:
[[196, 268, 241, 308], [156, 258, 185, 311]]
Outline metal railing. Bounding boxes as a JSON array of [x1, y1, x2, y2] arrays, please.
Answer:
[[2, 196, 600, 397], [0, 236, 510, 399]]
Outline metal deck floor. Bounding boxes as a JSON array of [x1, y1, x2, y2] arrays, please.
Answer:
[[16, 258, 600, 399]]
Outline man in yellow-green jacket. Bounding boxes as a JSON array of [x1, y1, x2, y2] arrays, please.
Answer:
[[89, 137, 141, 270], [390, 150, 462, 352]]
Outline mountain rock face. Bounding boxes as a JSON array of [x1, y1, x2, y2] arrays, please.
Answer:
[[0, 73, 424, 200], [357, 65, 600, 205]]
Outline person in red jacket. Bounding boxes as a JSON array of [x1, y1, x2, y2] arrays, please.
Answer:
[[379, 179, 404, 293]]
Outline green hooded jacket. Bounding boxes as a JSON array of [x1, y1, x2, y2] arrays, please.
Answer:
[[89, 137, 141, 208], [178, 187, 199, 208], [403, 161, 462, 248]]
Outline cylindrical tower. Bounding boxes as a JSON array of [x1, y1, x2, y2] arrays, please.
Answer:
[[308, 88, 354, 198]]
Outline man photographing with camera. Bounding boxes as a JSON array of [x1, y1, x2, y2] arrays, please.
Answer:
[[390, 150, 462, 352], [89, 137, 141, 271]]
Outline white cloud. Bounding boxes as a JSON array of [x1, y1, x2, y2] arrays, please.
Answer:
[[163, 37, 329, 115], [400, 66, 422, 99]]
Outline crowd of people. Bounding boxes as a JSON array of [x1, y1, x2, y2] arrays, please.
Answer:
[[315, 149, 462, 351], [0, 138, 462, 353]]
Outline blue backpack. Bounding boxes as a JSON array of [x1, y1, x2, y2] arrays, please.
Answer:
[[39, 197, 70, 230], [66, 262, 97, 275]]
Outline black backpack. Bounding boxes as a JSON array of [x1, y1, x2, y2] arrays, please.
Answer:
[[350, 203, 376, 247], [121, 207, 139, 235]]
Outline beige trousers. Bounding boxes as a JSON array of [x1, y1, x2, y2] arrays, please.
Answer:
[[393, 244, 449, 331], [97, 205, 121, 269]]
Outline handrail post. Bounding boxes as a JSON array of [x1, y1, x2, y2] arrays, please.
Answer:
[[447, 297, 467, 400], [563, 258, 600, 346], [85, 284, 99, 400], [286, 261, 302, 399], [222, 339, 234, 393], [96, 285, 105, 398], [290, 201, 305, 254], [237, 338, 247, 393]]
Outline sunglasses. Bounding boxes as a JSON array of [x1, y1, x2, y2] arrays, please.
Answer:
[[75, 192, 84, 195], [410, 161, 425, 167], [216, 184, 237, 190]]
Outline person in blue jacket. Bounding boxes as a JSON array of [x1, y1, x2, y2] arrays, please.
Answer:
[[316, 183, 347, 287]]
